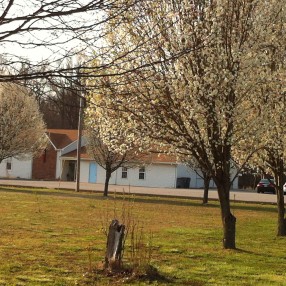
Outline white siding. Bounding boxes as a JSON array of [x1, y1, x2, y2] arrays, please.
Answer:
[[231, 175, 238, 190], [80, 161, 91, 183], [176, 164, 195, 188], [46, 158, 239, 190], [78, 161, 117, 184], [79, 161, 177, 188], [96, 164, 117, 184], [177, 164, 216, 189], [116, 164, 176, 188], [61, 137, 87, 156], [176, 163, 239, 189], [0, 157, 32, 179]]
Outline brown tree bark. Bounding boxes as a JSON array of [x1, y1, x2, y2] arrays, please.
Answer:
[[276, 176, 286, 236], [103, 169, 112, 197], [277, 204, 286, 236], [222, 213, 236, 249], [202, 174, 211, 205], [217, 183, 236, 249]]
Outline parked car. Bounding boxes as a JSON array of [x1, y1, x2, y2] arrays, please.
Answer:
[[283, 183, 286, 194], [256, 179, 275, 194]]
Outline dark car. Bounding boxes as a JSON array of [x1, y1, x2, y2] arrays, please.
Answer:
[[256, 179, 275, 194]]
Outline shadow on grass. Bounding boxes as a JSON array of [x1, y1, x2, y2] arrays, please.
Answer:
[[0, 186, 277, 214], [234, 247, 281, 259], [235, 248, 257, 255], [93, 264, 175, 285]]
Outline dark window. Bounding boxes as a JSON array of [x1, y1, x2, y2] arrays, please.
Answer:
[[139, 167, 145, 180], [122, 167, 128, 179], [6, 159, 12, 171]]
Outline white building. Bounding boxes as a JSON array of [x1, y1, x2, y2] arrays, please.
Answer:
[[0, 129, 238, 190], [0, 156, 33, 179]]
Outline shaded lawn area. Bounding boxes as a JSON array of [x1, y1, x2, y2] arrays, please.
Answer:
[[0, 186, 285, 285]]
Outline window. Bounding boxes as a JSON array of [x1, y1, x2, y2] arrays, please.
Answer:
[[6, 158, 12, 171], [139, 167, 145, 180], [122, 167, 128, 179]]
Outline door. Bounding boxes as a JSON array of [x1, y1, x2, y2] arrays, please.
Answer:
[[89, 162, 97, 183], [67, 161, 76, 181]]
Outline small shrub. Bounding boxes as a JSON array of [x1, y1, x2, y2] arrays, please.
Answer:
[[98, 192, 157, 281]]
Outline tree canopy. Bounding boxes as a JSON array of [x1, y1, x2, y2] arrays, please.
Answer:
[[85, 0, 286, 249], [0, 82, 47, 163]]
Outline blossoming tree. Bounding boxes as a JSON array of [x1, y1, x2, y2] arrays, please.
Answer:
[[233, 0, 286, 236], [86, 0, 286, 249], [84, 122, 140, 197], [0, 83, 47, 163]]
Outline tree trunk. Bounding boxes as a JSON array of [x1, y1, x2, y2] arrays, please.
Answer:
[[103, 169, 112, 197], [217, 186, 236, 249], [273, 167, 286, 236], [222, 212, 236, 249], [277, 188, 286, 236], [105, 219, 125, 271], [202, 175, 211, 204]]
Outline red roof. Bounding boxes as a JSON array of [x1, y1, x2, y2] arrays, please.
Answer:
[[62, 147, 89, 159], [47, 129, 78, 149], [47, 129, 177, 164], [62, 147, 177, 164], [139, 152, 176, 164]]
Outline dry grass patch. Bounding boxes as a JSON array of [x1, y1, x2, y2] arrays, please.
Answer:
[[0, 186, 284, 285]]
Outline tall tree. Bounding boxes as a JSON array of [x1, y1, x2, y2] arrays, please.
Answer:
[[85, 128, 124, 197], [0, 83, 47, 162], [234, 1, 286, 236], [262, 5, 286, 237], [85, 117, 140, 196], [86, 1, 285, 249], [259, 146, 286, 236]]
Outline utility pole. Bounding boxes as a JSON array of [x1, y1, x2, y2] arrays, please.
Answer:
[[75, 96, 84, 192]]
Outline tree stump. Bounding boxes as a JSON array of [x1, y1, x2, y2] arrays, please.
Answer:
[[104, 219, 125, 271]]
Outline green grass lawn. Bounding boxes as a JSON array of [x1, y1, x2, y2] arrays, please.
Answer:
[[0, 186, 285, 285]]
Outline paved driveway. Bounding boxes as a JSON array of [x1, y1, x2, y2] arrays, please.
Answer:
[[0, 179, 279, 204]]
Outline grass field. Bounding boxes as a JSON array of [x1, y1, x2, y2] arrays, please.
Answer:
[[0, 186, 285, 285]]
